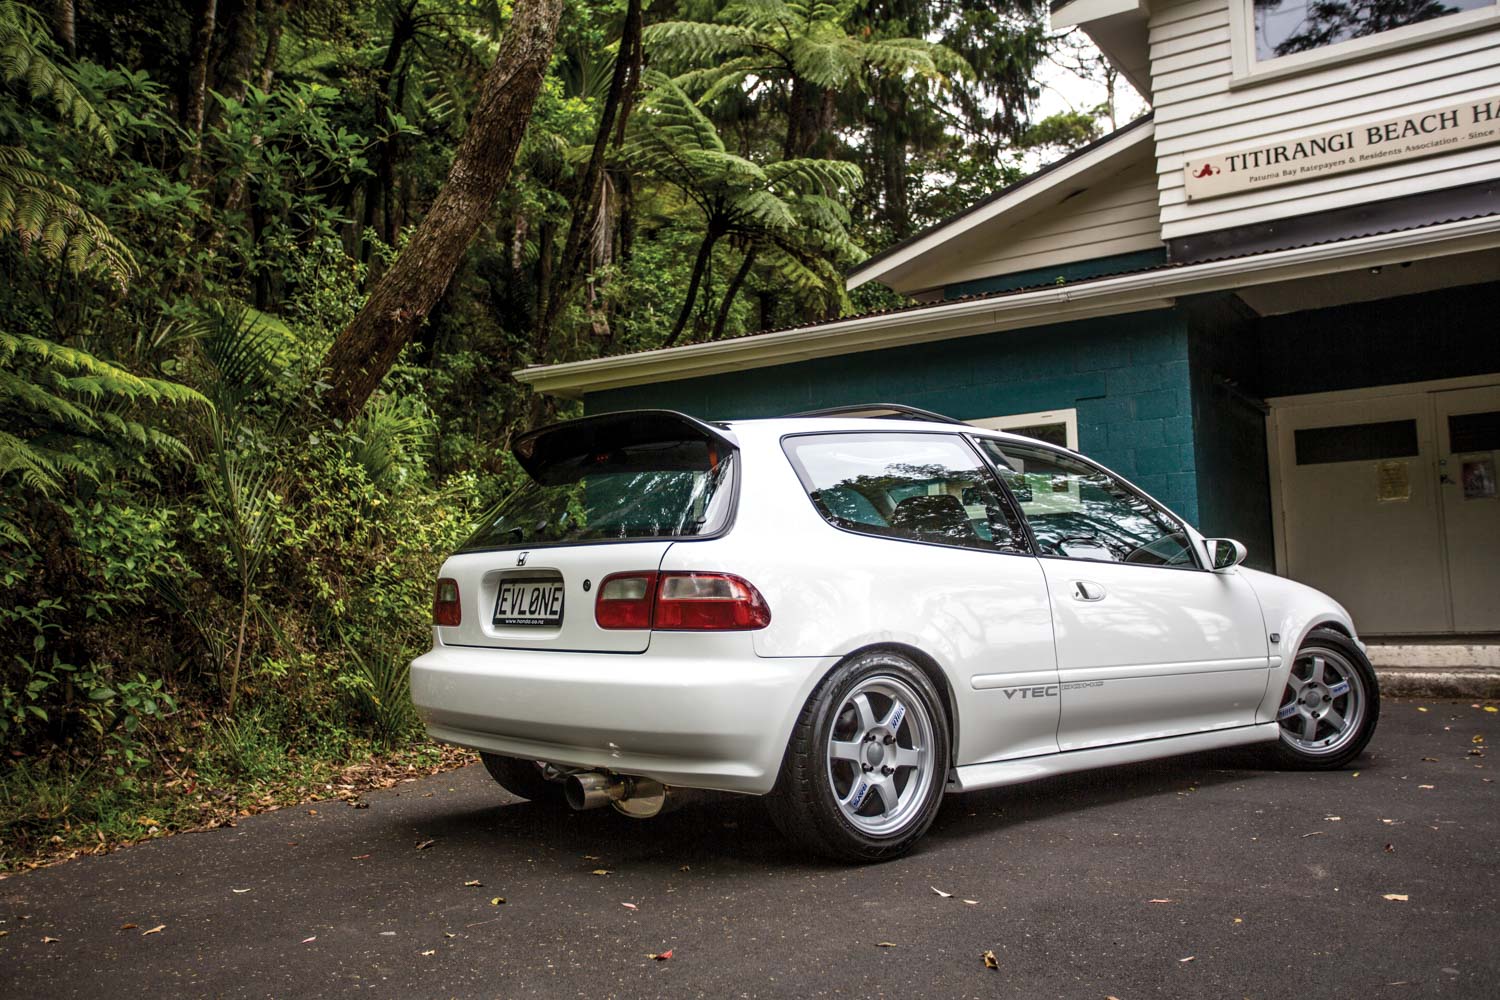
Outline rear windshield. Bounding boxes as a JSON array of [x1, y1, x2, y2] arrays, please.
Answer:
[[459, 438, 735, 551]]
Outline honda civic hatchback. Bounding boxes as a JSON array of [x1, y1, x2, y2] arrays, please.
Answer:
[[411, 406, 1379, 862]]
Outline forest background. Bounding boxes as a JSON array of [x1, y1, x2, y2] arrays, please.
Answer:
[[0, 0, 1129, 869]]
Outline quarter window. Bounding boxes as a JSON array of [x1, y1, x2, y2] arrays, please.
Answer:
[[783, 433, 1027, 553], [1252, 0, 1494, 61], [978, 439, 1198, 568]]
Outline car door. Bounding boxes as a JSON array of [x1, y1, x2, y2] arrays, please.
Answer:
[[975, 438, 1270, 752], [773, 431, 1060, 765]]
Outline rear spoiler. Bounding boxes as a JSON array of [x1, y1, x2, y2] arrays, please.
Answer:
[[511, 410, 739, 483]]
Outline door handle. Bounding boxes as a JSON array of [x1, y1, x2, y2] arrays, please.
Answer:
[[1072, 580, 1106, 602]]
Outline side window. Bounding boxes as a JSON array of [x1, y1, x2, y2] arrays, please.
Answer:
[[783, 433, 1028, 554], [978, 439, 1198, 568]]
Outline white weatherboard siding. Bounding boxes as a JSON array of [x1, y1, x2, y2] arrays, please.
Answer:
[[1148, 0, 1500, 241], [918, 155, 1163, 290]]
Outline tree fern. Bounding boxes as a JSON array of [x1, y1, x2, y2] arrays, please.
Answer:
[[0, 1, 113, 151]]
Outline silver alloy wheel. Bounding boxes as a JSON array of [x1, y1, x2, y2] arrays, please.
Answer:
[[1277, 647, 1367, 756], [826, 675, 936, 836]]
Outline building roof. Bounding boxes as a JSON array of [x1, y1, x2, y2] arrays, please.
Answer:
[[845, 114, 1156, 294], [516, 213, 1500, 400]]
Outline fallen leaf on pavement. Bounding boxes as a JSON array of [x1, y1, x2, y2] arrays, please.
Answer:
[[877, 942, 897, 948], [302, 936, 316, 944], [119, 923, 138, 930], [1485, 706, 1497, 713], [416, 839, 435, 850], [444, 932, 456, 939], [232, 888, 251, 894], [463, 880, 482, 887], [1325, 815, 1341, 821], [420, 949, 436, 956], [351, 854, 371, 860], [1418, 785, 1435, 790], [1301, 831, 1325, 838], [963, 899, 978, 905], [592, 869, 612, 876], [1474, 736, 1486, 745], [489, 897, 505, 906], [679, 865, 690, 872], [649, 949, 673, 961], [1148, 899, 1173, 903], [1385, 843, 1395, 853], [1383, 894, 1409, 901], [307, 809, 317, 815], [621, 903, 638, 910], [1422, 757, 1439, 762], [41, 936, 60, 944], [1180, 956, 1195, 963], [1233, 918, 1243, 924], [353, 801, 370, 809], [931, 887, 952, 898], [583, 855, 601, 860], [1381, 818, 1395, 824], [142, 925, 165, 936], [982, 949, 998, 969], [1417, 707, 1428, 712]]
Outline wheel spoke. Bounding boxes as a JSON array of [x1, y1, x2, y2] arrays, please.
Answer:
[[893, 746, 924, 769], [1309, 656, 1326, 684], [870, 776, 900, 815], [1323, 708, 1346, 733], [1277, 701, 1300, 721], [843, 775, 873, 810], [849, 693, 878, 733], [830, 739, 863, 762], [879, 699, 908, 732], [1301, 714, 1319, 742], [1328, 680, 1351, 698]]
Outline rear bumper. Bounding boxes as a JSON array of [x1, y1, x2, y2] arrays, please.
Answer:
[[410, 633, 834, 795]]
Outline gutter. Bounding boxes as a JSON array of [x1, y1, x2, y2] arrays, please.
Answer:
[[517, 215, 1500, 399]]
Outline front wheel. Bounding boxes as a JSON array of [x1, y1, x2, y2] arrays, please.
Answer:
[[1270, 628, 1379, 770], [767, 651, 950, 863]]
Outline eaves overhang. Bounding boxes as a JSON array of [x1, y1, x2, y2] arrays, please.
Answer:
[[843, 115, 1156, 294], [517, 215, 1500, 400]]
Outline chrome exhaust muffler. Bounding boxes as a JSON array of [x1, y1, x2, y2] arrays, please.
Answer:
[[563, 772, 673, 818]]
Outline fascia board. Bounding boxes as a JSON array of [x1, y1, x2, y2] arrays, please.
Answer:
[[845, 123, 1157, 292], [1052, 0, 1146, 30], [518, 215, 1500, 399]]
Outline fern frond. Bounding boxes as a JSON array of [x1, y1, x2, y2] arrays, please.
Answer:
[[0, 147, 136, 284], [0, 1, 114, 150]]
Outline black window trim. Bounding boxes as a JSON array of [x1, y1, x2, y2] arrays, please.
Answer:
[[967, 432, 1209, 573], [779, 429, 1037, 558]]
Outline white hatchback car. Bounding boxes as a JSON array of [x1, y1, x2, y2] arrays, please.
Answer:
[[412, 406, 1379, 861]]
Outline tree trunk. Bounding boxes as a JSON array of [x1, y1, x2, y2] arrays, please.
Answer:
[[258, 1, 283, 91], [362, 2, 417, 251], [711, 246, 756, 340], [53, 0, 75, 56], [663, 228, 719, 349], [536, 0, 642, 353], [211, 0, 261, 113], [184, 0, 218, 138], [319, 0, 563, 422]]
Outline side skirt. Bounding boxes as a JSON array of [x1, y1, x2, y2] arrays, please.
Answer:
[[947, 723, 1280, 793]]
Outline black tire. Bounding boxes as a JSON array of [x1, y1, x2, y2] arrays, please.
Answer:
[[1270, 627, 1380, 770], [479, 753, 564, 803], [767, 650, 950, 863]]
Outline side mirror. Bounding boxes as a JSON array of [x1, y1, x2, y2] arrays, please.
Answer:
[[1206, 538, 1247, 572]]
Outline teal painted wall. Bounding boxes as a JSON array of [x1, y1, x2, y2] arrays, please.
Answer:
[[585, 308, 1203, 523], [942, 249, 1167, 300]]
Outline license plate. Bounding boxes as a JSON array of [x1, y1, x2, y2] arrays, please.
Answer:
[[494, 578, 565, 627]]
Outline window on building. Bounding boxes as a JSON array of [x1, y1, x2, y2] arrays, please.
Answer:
[[977, 439, 1199, 568], [782, 433, 1028, 553], [1252, 0, 1494, 61], [968, 408, 1078, 450]]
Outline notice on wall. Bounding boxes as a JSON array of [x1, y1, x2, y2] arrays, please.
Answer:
[[1183, 95, 1500, 201], [1377, 460, 1410, 503], [1462, 457, 1497, 500]]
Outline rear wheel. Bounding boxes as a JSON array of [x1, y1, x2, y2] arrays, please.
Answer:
[[1271, 628, 1379, 770], [479, 753, 565, 803], [767, 650, 950, 863]]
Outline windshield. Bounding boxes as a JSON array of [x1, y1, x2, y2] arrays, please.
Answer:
[[460, 438, 734, 551]]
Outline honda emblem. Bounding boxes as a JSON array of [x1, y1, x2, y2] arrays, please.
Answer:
[[516, 551, 528, 566]]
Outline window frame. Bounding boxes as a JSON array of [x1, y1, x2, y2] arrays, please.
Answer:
[[1228, 0, 1500, 89], [969, 433, 1209, 573], [779, 429, 1035, 557], [967, 408, 1079, 450]]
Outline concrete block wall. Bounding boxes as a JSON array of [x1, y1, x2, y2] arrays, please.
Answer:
[[585, 308, 1204, 525]]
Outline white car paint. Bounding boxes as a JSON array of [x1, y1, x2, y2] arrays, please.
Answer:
[[411, 414, 1357, 798]]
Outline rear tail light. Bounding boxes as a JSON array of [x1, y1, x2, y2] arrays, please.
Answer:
[[595, 571, 770, 631], [433, 578, 461, 626], [595, 572, 658, 629]]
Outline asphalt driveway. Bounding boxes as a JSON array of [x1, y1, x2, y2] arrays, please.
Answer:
[[3, 699, 1496, 999]]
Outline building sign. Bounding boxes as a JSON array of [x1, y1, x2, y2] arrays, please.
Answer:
[[1184, 96, 1500, 200]]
